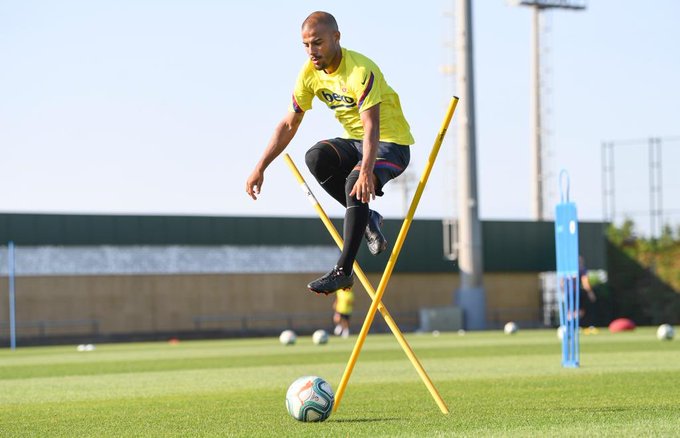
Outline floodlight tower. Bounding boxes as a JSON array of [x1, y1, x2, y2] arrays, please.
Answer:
[[455, 0, 486, 330], [512, 0, 586, 220]]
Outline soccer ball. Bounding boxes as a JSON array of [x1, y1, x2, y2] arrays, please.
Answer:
[[557, 325, 566, 340], [656, 324, 675, 341], [285, 376, 334, 422], [504, 322, 518, 335], [312, 329, 329, 345], [279, 330, 297, 345]]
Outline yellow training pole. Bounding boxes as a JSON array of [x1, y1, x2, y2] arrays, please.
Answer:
[[283, 154, 449, 414], [334, 96, 460, 412]]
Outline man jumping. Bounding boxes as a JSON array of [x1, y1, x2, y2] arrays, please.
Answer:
[[245, 11, 414, 295]]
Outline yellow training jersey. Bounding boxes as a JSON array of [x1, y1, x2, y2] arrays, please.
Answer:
[[335, 289, 354, 316], [291, 48, 414, 146]]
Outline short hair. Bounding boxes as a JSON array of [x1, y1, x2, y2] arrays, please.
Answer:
[[301, 11, 338, 32]]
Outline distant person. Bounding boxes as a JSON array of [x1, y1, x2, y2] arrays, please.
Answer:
[[333, 288, 354, 338], [245, 11, 414, 295], [579, 256, 597, 326]]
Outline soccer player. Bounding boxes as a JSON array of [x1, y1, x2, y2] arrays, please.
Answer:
[[578, 256, 597, 326], [333, 288, 354, 338], [246, 11, 414, 295]]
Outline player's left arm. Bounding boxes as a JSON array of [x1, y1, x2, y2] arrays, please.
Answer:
[[350, 104, 380, 203]]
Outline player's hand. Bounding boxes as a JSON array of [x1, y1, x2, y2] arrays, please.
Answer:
[[246, 169, 264, 200], [349, 171, 375, 204]]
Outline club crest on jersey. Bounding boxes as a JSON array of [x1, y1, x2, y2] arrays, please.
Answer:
[[320, 90, 356, 109]]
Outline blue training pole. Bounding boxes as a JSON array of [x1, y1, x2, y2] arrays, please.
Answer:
[[554, 171, 579, 368], [8, 241, 16, 351]]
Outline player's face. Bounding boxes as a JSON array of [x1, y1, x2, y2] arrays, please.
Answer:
[[301, 24, 340, 73]]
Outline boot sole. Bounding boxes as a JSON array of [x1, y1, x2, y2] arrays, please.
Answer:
[[308, 285, 352, 296]]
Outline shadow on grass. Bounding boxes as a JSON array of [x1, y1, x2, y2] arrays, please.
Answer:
[[585, 407, 632, 413], [527, 406, 635, 414], [331, 418, 400, 423]]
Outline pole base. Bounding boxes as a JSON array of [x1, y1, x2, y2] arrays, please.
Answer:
[[456, 286, 487, 330]]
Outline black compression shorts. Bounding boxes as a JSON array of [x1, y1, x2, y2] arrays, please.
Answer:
[[317, 137, 410, 196]]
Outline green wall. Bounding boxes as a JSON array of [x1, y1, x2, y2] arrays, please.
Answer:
[[0, 213, 607, 272]]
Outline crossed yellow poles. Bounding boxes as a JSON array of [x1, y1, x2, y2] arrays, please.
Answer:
[[284, 96, 459, 415]]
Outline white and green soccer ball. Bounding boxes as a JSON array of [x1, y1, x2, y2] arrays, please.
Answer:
[[279, 330, 297, 345], [285, 376, 334, 422], [312, 329, 329, 345], [504, 321, 518, 335], [656, 324, 675, 341]]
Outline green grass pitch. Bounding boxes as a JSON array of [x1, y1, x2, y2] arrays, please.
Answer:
[[1, 327, 679, 437]]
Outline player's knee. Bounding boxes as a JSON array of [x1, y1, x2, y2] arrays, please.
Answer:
[[305, 143, 334, 179]]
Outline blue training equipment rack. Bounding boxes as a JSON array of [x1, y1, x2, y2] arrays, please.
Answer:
[[554, 171, 579, 368]]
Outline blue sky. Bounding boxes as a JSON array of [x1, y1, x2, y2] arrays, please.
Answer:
[[1, 1, 679, 233]]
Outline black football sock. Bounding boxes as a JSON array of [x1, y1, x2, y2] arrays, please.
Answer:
[[336, 171, 369, 274]]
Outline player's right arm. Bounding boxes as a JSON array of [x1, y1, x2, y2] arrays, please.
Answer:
[[246, 111, 305, 200], [581, 273, 597, 302]]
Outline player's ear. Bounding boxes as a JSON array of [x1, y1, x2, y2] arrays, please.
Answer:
[[334, 31, 341, 44]]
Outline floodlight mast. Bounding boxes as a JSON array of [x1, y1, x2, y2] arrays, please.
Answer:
[[514, 0, 586, 10], [512, 0, 585, 220], [455, 0, 486, 330]]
